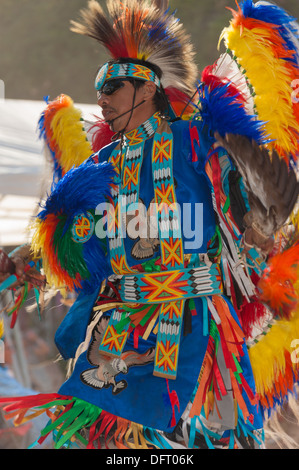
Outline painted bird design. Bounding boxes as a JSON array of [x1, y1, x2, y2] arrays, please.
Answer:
[[80, 316, 155, 394], [125, 197, 160, 260]]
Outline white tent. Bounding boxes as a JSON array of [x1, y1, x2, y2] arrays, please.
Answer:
[[0, 99, 99, 247]]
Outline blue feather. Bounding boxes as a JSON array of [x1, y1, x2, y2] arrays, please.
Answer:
[[196, 83, 269, 145], [240, 0, 299, 65], [147, 9, 180, 47], [81, 234, 112, 294], [241, 0, 297, 25], [38, 159, 115, 224]]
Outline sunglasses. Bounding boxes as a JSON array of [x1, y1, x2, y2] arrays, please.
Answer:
[[97, 79, 130, 99]]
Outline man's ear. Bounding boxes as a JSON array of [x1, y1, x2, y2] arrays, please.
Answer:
[[142, 81, 157, 101]]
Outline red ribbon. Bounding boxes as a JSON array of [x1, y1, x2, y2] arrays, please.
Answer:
[[166, 379, 180, 427]]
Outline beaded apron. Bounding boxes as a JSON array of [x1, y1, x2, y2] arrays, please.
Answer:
[[98, 114, 222, 379]]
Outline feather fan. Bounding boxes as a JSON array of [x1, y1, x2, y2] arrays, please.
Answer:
[[214, 132, 299, 238], [219, 0, 299, 164]]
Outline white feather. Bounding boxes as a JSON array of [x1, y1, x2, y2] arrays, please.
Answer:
[[213, 53, 255, 116]]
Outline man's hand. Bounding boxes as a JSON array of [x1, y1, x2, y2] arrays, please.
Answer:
[[243, 226, 274, 256], [0, 249, 16, 286], [0, 248, 46, 290]]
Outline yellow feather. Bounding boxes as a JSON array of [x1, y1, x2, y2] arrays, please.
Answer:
[[248, 307, 299, 398], [221, 24, 298, 157], [0, 315, 4, 339], [290, 208, 299, 232], [50, 103, 93, 174], [30, 219, 63, 290]]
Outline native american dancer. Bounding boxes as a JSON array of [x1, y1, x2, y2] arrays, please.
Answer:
[[0, 0, 298, 449]]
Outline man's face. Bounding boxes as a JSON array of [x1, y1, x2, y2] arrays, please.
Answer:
[[97, 79, 156, 133]]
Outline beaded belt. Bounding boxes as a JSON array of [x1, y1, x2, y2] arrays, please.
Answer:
[[98, 264, 222, 380], [119, 264, 223, 304]]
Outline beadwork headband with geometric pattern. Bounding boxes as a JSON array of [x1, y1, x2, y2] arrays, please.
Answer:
[[95, 62, 161, 91]]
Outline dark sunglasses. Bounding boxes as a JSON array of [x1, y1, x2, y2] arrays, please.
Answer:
[[97, 79, 131, 99]]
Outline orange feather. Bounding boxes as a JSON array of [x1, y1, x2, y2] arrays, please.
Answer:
[[258, 242, 299, 316]]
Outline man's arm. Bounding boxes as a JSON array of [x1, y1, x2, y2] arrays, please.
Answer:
[[0, 246, 46, 290]]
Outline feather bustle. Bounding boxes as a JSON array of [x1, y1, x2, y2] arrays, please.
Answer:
[[220, 1, 299, 163], [31, 160, 115, 292]]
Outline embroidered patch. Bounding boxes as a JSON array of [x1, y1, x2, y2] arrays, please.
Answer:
[[71, 212, 95, 243]]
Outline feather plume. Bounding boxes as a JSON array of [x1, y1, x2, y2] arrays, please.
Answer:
[[70, 0, 198, 95], [197, 83, 266, 145], [242, 0, 299, 65], [87, 117, 115, 152], [248, 305, 299, 415], [214, 133, 299, 238], [220, 0, 299, 163], [239, 297, 268, 339], [38, 95, 93, 183], [257, 241, 299, 317]]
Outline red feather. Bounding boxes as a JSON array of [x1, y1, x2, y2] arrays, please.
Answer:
[[165, 86, 197, 118], [89, 117, 115, 152], [201, 65, 246, 104], [239, 298, 267, 339]]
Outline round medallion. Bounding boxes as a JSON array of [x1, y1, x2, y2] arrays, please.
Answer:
[[71, 212, 95, 243]]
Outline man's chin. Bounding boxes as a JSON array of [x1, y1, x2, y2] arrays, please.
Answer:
[[102, 111, 114, 124], [106, 120, 114, 130], [107, 120, 124, 134], [103, 118, 115, 132]]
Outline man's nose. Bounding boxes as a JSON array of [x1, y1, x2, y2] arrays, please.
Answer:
[[97, 93, 109, 107]]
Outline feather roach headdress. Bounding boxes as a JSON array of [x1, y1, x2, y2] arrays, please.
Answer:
[[70, 0, 199, 113]]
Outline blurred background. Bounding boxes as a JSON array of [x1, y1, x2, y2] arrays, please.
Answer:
[[0, 0, 297, 103], [0, 0, 298, 449]]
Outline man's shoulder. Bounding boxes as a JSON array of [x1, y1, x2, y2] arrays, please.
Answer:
[[170, 118, 203, 134], [91, 140, 119, 164], [170, 118, 214, 167], [169, 118, 190, 132]]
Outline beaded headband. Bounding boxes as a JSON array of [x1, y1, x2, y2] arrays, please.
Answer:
[[95, 62, 161, 91]]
